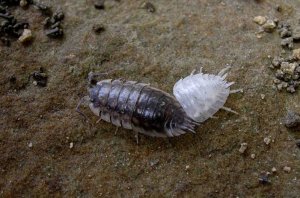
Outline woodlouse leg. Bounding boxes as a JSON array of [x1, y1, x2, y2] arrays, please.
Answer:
[[190, 69, 196, 75], [76, 96, 90, 121], [221, 106, 239, 115], [96, 118, 102, 123], [218, 66, 231, 78], [114, 127, 119, 135], [135, 132, 139, 145], [230, 89, 244, 94]]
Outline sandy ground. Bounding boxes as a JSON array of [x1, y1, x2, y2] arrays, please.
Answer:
[[1, 0, 300, 197]]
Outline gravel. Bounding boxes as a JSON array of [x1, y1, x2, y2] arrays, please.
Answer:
[[284, 111, 300, 128]]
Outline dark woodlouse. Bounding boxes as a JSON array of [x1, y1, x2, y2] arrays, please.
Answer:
[[83, 79, 197, 138]]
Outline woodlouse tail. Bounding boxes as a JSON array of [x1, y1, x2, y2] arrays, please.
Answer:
[[173, 67, 234, 123], [164, 113, 199, 137]]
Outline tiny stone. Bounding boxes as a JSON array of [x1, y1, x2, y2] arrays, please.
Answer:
[[277, 83, 283, 91], [275, 69, 284, 80], [253, 16, 267, 25], [271, 56, 283, 68], [281, 37, 293, 49], [273, 79, 281, 84], [260, 94, 265, 100], [264, 137, 271, 145], [281, 82, 288, 88], [28, 142, 33, 148], [276, 4, 282, 12], [150, 159, 159, 167], [251, 154, 256, 159], [283, 166, 291, 173], [20, 0, 28, 7], [280, 28, 292, 38], [69, 142, 74, 149], [284, 111, 300, 128], [18, 29, 33, 43], [281, 62, 297, 75], [33, 81, 38, 86], [293, 74, 299, 80], [92, 24, 105, 34], [142, 2, 156, 13], [286, 86, 296, 93], [272, 167, 277, 173], [239, 143, 248, 153], [94, 0, 105, 9], [296, 139, 300, 148], [185, 165, 190, 170], [259, 175, 270, 185], [292, 48, 300, 60], [293, 27, 300, 41], [263, 20, 276, 32]]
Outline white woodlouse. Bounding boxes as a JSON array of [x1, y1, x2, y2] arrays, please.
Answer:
[[77, 67, 239, 140]]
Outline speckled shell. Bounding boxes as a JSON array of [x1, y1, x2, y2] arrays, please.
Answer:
[[88, 79, 196, 137]]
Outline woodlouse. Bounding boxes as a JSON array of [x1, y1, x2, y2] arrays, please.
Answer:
[[77, 67, 240, 140]]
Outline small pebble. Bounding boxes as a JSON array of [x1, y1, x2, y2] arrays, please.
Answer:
[[292, 48, 300, 60], [283, 166, 291, 173], [296, 139, 300, 148], [260, 94, 265, 100], [280, 28, 292, 38], [69, 142, 74, 149], [251, 154, 256, 159], [271, 167, 277, 173], [142, 2, 156, 13], [185, 165, 190, 170], [94, 0, 105, 9], [92, 24, 105, 34], [262, 19, 276, 32], [18, 29, 33, 44], [284, 111, 300, 128], [150, 159, 159, 167], [253, 16, 267, 25], [20, 0, 28, 7], [28, 142, 33, 148], [259, 175, 270, 185], [239, 143, 248, 153], [293, 27, 300, 41], [281, 62, 297, 75], [281, 37, 294, 49], [271, 56, 283, 68], [264, 137, 271, 145], [286, 86, 296, 93]]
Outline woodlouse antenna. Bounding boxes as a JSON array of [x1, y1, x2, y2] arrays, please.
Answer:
[[88, 68, 123, 86], [76, 96, 90, 121]]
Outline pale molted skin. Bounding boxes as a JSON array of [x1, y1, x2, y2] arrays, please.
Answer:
[[88, 79, 196, 137]]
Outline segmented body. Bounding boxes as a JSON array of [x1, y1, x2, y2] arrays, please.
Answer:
[[88, 79, 196, 137]]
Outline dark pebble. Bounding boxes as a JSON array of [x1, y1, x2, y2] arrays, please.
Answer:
[[276, 4, 282, 12], [31, 68, 48, 87], [34, 2, 52, 16], [281, 37, 294, 49], [9, 75, 16, 83], [0, 36, 10, 46], [271, 56, 283, 68], [296, 139, 300, 148], [259, 175, 271, 185], [144, 2, 155, 13], [284, 111, 300, 128], [92, 24, 105, 34], [45, 27, 63, 38], [94, 0, 105, 10]]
